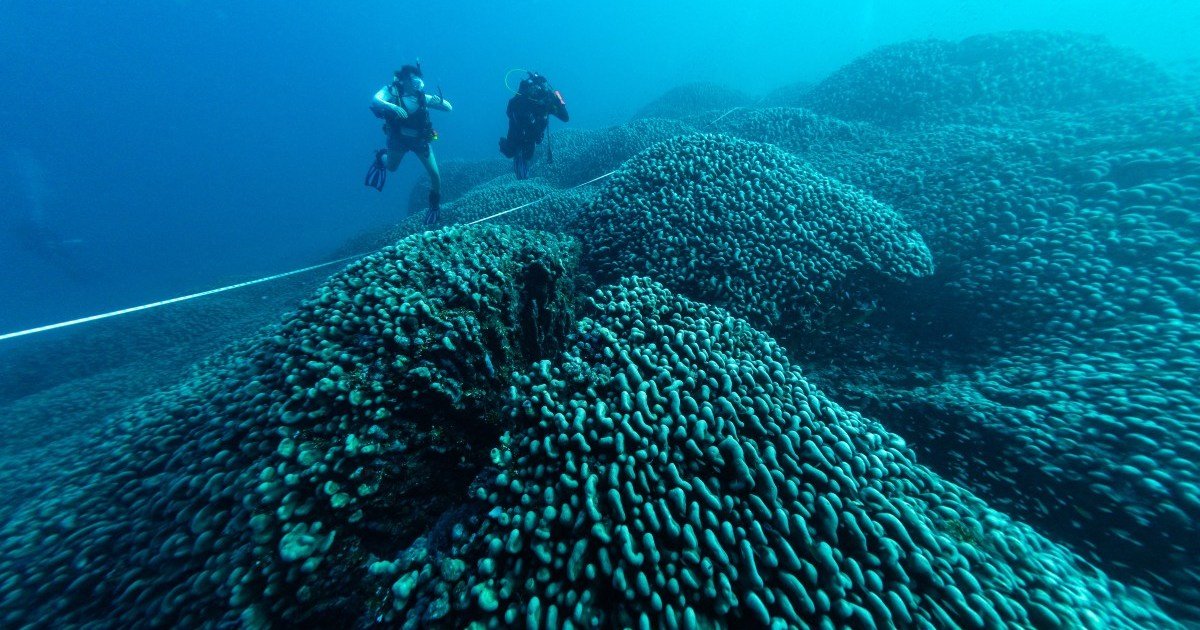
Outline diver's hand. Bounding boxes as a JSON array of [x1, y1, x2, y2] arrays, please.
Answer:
[[391, 105, 408, 119]]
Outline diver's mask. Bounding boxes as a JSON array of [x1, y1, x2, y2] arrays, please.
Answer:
[[522, 74, 549, 100], [409, 76, 426, 93]]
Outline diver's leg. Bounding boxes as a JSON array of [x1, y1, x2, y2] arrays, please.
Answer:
[[519, 143, 535, 179], [421, 149, 441, 194], [385, 150, 406, 171], [385, 134, 407, 171], [416, 148, 441, 225]]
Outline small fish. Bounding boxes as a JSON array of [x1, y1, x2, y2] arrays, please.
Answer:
[[483, 352, 496, 378]]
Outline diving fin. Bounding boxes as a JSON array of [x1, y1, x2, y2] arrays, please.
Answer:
[[424, 190, 440, 226], [365, 149, 386, 191]]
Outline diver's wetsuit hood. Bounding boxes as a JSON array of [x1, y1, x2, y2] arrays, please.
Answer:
[[518, 73, 551, 101], [395, 64, 423, 81]]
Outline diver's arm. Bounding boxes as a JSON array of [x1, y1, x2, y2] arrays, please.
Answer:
[[549, 91, 568, 122], [426, 93, 453, 112], [372, 87, 407, 118]]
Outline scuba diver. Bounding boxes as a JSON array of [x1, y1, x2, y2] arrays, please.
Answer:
[[498, 72, 568, 179], [366, 62, 452, 225], [0, 151, 88, 282]]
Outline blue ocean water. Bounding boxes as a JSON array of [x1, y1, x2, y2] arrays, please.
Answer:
[[2, 0, 1196, 332], [1, 1, 1199, 628]]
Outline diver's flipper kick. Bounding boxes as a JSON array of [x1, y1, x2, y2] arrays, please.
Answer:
[[364, 149, 387, 191]]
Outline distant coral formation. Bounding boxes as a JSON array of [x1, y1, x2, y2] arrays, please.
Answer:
[[801, 31, 1175, 126], [631, 81, 753, 122]]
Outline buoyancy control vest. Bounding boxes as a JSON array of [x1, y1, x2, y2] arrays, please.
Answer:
[[380, 84, 436, 141]]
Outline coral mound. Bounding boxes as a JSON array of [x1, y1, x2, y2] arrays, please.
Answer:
[[0, 226, 579, 628], [377, 277, 1172, 628], [580, 133, 933, 333]]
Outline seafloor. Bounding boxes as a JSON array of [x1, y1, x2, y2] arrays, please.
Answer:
[[1, 30, 1198, 628]]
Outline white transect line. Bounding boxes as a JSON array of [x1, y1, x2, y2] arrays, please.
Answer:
[[0, 106, 746, 343], [706, 106, 744, 126], [464, 169, 620, 226], [0, 254, 368, 342]]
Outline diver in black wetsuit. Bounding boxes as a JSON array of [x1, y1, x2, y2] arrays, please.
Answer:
[[498, 72, 568, 179]]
